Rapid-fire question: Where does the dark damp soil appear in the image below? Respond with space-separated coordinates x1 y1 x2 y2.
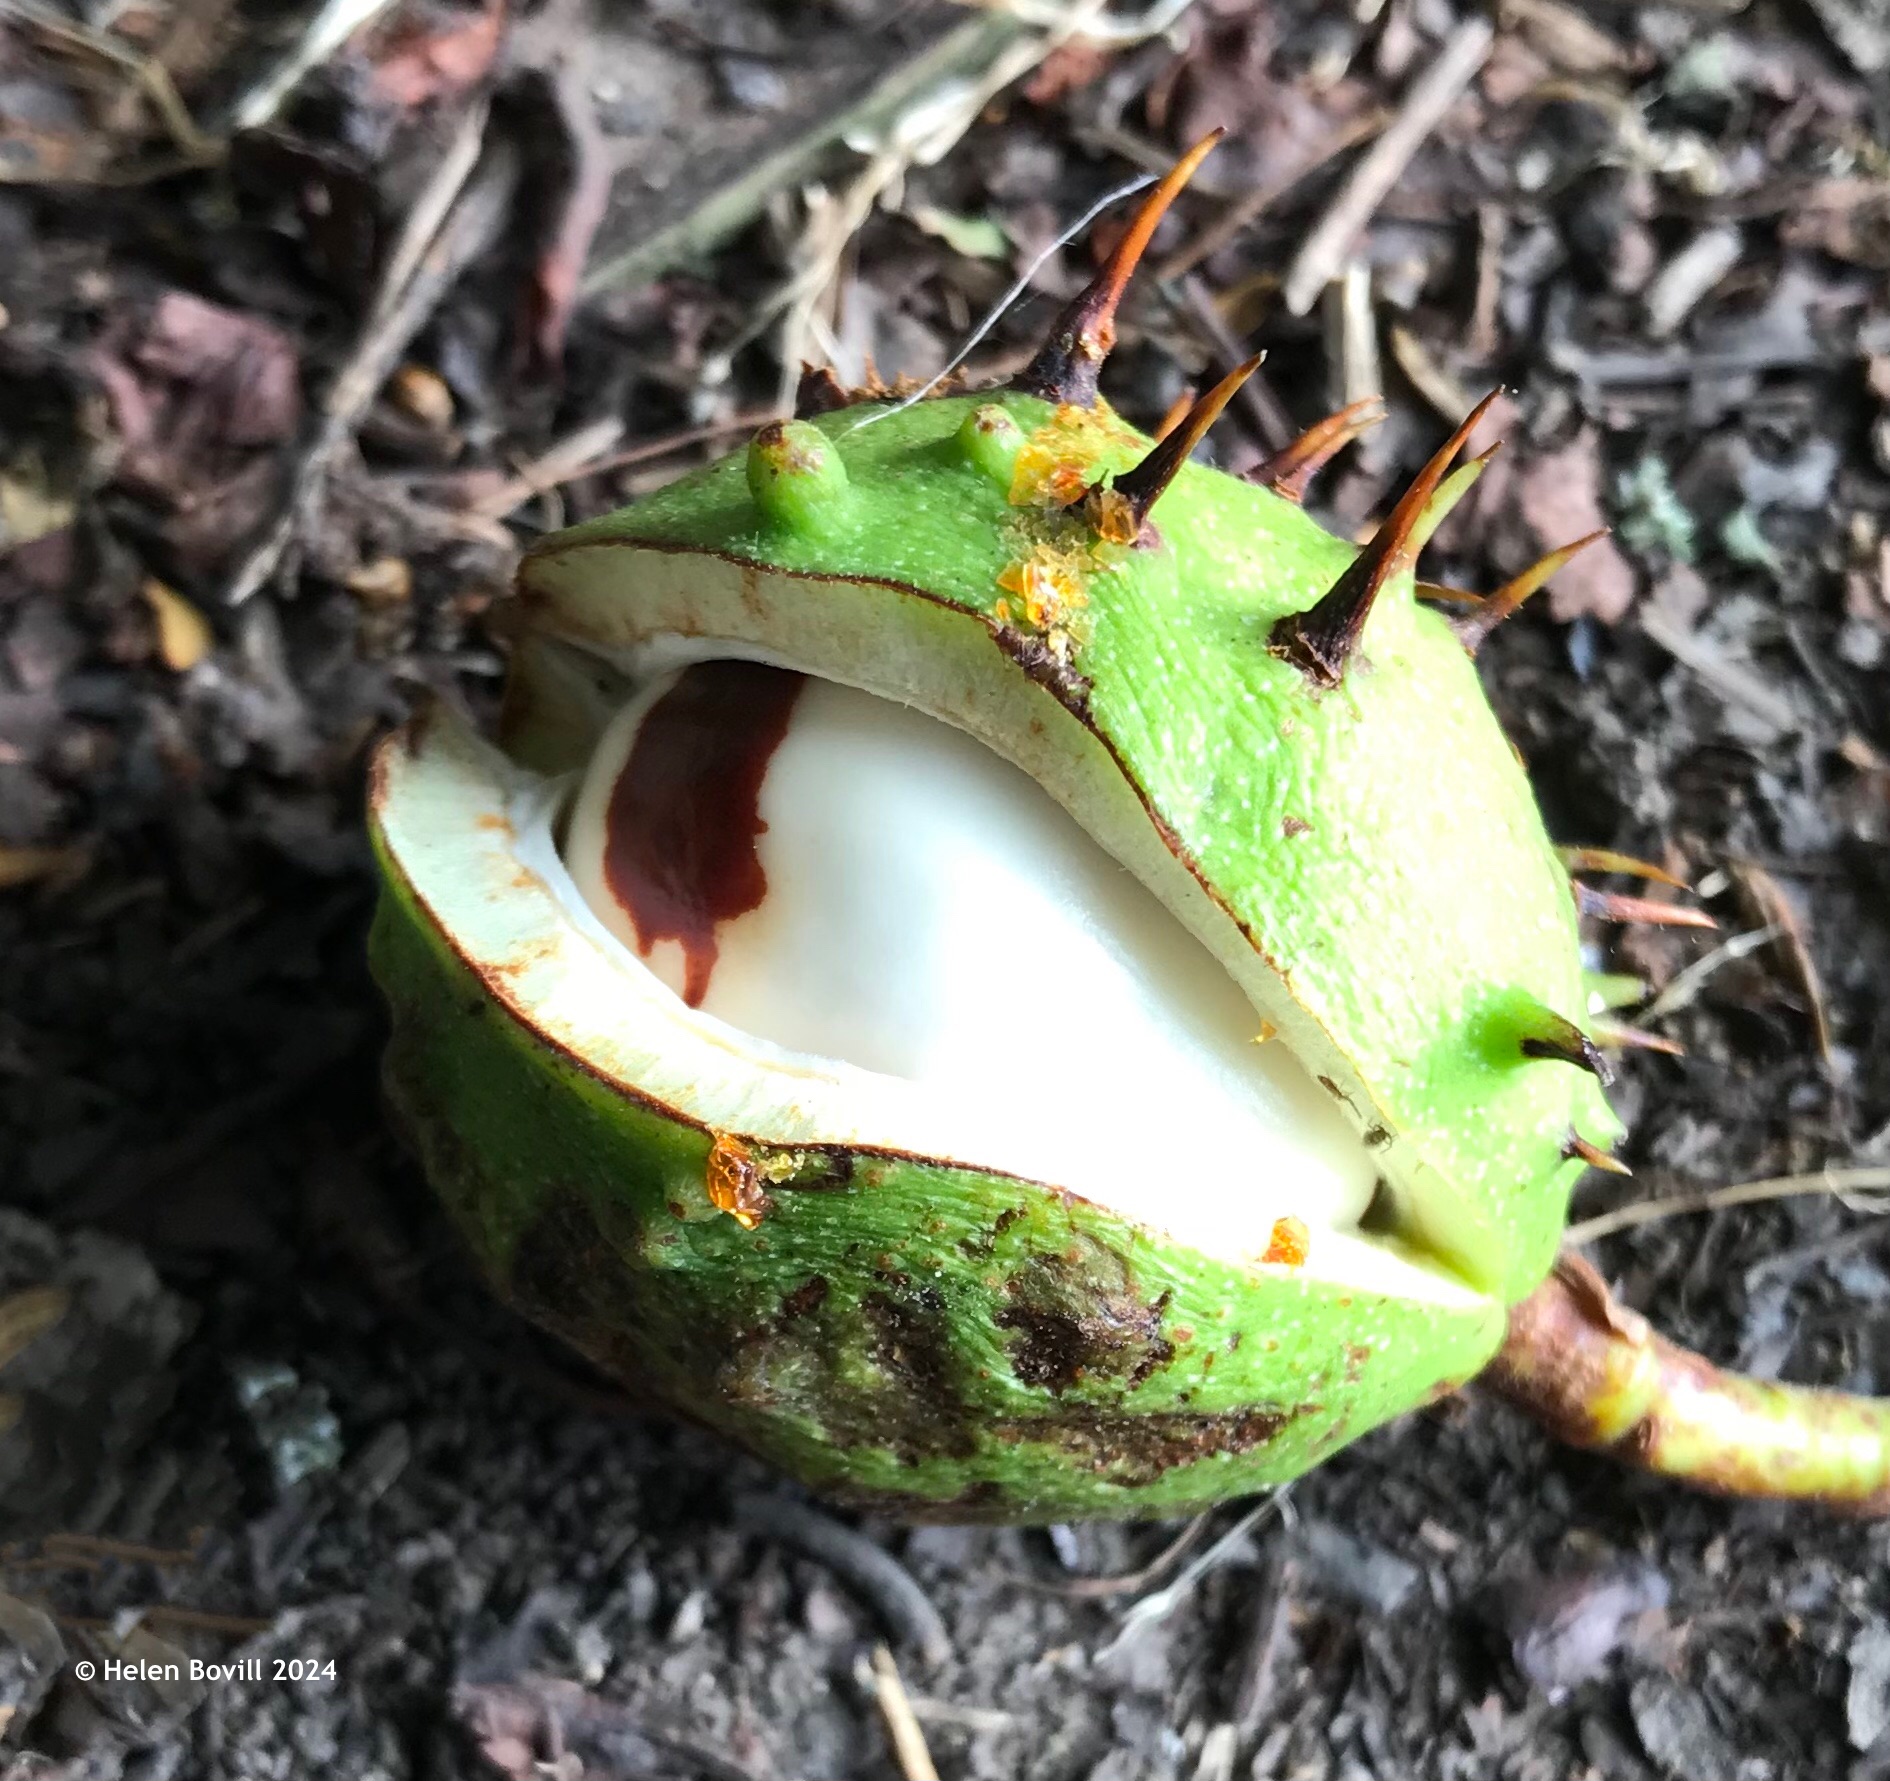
4 1 1890 1777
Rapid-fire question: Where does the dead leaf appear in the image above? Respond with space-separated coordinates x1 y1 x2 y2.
519 62 612 376
389 364 455 430
140 579 213 670
346 557 413 605
367 0 508 110
0 1284 69 1368
1513 430 1637 624
94 290 302 500
1022 39 1114 106
0 843 85 891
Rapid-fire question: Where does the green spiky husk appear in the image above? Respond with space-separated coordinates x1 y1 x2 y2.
519 391 1618 1299
368 715 1505 1522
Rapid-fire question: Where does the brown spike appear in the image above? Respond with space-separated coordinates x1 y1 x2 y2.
1012 130 1224 407
1415 580 1483 609
1519 1010 1613 1085
1153 389 1195 441
1574 885 1718 931
1563 1131 1633 1176
1591 1019 1687 1058
1406 442 1502 558
1557 847 1689 890
1088 356 1262 541
1455 530 1609 653
795 363 850 417
1250 395 1387 503
1271 390 1503 686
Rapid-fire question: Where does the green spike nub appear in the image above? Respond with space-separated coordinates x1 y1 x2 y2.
747 420 852 538
1407 444 1500 559
1512 1002 1613 1086
1272 392 1503 687
958 404 1026 489
1583 970 1650 1014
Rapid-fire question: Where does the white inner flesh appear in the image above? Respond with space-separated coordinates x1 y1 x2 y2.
560 666 1379 1254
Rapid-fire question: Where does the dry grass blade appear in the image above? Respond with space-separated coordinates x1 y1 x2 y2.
0 1285 69 1369
870 1645 941 1781
1730 860 1834 1066
1026 1512 1211 1599
1565 1168 1890 1245
1639 925 1782 1022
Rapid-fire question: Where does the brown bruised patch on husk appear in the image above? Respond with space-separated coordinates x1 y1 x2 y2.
490 1175 1319 1513
990 1402 1304 1491
854 1273 981 1463
779 1275 830 1321
501 1190 670 1407
990 624 1094 718
992 1231 1178 1394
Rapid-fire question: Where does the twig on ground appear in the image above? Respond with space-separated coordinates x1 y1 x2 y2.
1281 17 1493 316
7 0 218 169
1155 108 1388 283
226 103 513 605
1469 202 1506 360
1745 1219 1890 1289
468 410 784 521
1728 861 1834 1066
1231 1548 1296 1737
230 0 403 131
477 418 624 521
33 1532 204 1570
1116 1494 1286 1634
1565 1167 1890 1246
733 1493 951 1668
1388 324 1477 423
976 0 1197 43
1637 923 1782 1023
1027 1513 1211 1599
721 1 1122 404
1327 258 1380 411
870 1645 941 1781
517 58 613 376
1174 276 1293 453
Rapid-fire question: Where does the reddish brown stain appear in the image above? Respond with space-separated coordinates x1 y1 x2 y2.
602 660 805 1006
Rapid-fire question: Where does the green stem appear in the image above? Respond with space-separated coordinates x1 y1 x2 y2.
1485 1252 1890 1512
